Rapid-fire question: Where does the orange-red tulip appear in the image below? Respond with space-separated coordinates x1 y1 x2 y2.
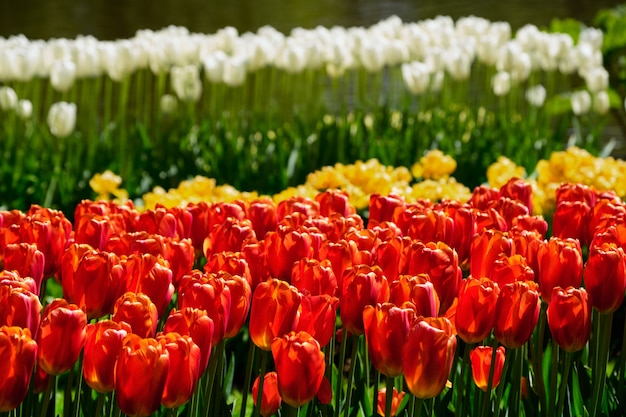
296 293 339 348
552 201 592 247
469 229 513 281
162 237 195 288
221 272 252 339
537 237 583 303
204 251 252 287
547 287 591 352
2 242 45 294
405 240 461 314
271 331 327 407
0 326 38 412
242 240 270 290
83 320 131 393
252 371 282 417
122 253 174 317
316 189 356 217
494 281 541 348
363 303 415 377
291 257 338 297
389 274 440 318
376 387 406 417
162 307 214 373
158 332 202 408
583 241 626 314
340 264 390 336
265 225 315 281
488 253 534 287
499 177 533 214
61 243 125 320
249 278 301 350
319 239 353 291
455 276 500 344
177 271 231 344
368 193 406 229
247 198 278 240
470 346 506 391
0 283 42 338
204 217 256 258
73 213 116 251
112 292 159 338
37 298 87 375
402 317 457 399
115 335 169 417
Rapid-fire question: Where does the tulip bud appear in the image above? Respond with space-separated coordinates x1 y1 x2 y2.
470 346 506 391
525 85 546 107
83 320 131 393
0 86 18 111
171 65 202 102
252 372 282 417
547 287 591 352
16 99 33 119
50 60 77 92
47 101 77 138
571 90 591 116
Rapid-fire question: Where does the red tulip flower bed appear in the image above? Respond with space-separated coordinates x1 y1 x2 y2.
1 178 625 416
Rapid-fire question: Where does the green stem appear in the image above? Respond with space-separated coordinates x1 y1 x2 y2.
533 304 548 415
384 376 394 417
252 349 269 417
556 350 574 417
455 343 471 417
239 339 256 417
334 330 349 417
589 311 614 417
94 393 104 417
494 346 514 417
547 340 560 417
480 341 499 416
412 397 424 417
618 314 626 410
39 374 56 417
342 335 360 417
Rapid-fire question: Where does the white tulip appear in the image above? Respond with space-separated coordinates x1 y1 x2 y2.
360 41 385 73
171 65 203 102
50 60 77 92
160 94 178 115
47 102 77 138
445 47 472 80
492 71 511 96
582 67 609 92
203 51 228 83
401 61 431 95
578 27 603 51
16 99 33 119
222 56 247 86
276 41 308 73
570 90 592 115
593 90 610 114
0 86 18 111
525 85 546 107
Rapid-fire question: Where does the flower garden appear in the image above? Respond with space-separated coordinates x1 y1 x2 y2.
2 6 626 417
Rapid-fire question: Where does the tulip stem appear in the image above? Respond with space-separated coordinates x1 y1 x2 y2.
556 350 574 417
589 311 613 417
39 374 56 417
494 346 514 417
410 397 423 417
532 304 548 414
94 393 104 417
239 339 256 417
342 335 359 417
454 342 471 417
334 330 348 417
619 315 626 409
547 340 560 417
252 349 269 417
480 342 499 417
384 376 394 417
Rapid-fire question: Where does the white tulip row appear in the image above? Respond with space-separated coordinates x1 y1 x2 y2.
0 15 608 94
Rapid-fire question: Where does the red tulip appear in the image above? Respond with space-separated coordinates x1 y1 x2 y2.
0 283 42 338
249 278 301 350
319 239 353 292
368 193 406 229
83 320 131 393
73 213 116 250
340 264 390 336
455 276 500 344
499 177 533 214
291 257 338 297
375 236 405 283
469 185 500 210
437 200 476 266
276 195 319 220
402 317 457 399
61 244 125 320
488 253 534 287
405 240 461 314
162 238 195 288
296 293 339 347
115 335 169 417
2 243 45 294
122 253 174 317
552 201 592 247
252 371 282 417
204 251 252 287
547 287 591 352
469 229 513 281
316 189 356 217
112 292 159 338
177 271 231 344
583 241 626 314
271 331 327 407
221 272 252 338
242 240 270 290
494 281 541 348
247 198 278 240
0 326 38 412
37 299 87 375
363 303 415 377
537 237 583 303
204 217 257 258
158 332 202 408
162 307 214 373
389 274 440 318
265 225 315 281
470 346 506 391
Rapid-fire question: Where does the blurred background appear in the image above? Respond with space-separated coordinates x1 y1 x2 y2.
0 0 622 40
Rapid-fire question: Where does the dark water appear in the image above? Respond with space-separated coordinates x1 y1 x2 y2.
0 0 623 40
